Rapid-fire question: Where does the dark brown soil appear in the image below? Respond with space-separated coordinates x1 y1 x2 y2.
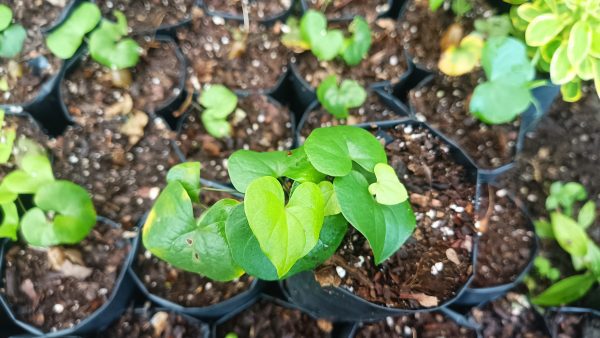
295 18 408 88
47 118 178 228
96 0 195 32
469 292 550 338
177 9 290 91
299 93 403 139
100 308 205 338
2 221 131 332
304 0 390 21
547 311 600 338
409 72 520 169
471 185 535 287
315 124 476 309
0 0 62 104
61 38 182 127
135 190 255 308
356 311 477 338
204 0 291 20
175 94 293 183
216 299 333 338
399 0 492 70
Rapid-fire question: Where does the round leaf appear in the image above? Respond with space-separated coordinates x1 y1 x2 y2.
368 163 409 205
470 81 532 124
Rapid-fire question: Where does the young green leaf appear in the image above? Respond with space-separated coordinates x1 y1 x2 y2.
551 212 589 257
244 176 324 277
304 126 387 177
143 181 244 281
0 202 18 241
46 2 102 59
0 24 26 58
532 273 596 306
199 84 238 138
533 219 554 239
0 5 12 31
470 81 532 124
335 170 416 264
316 75 367 118
368 163 409 205
319 181 341 216
567 20 591 68
577 200 596 230
300 10 344 61
2 154 54 194
21 180 96 247
525 13 564 47
166 162 201 203
481 37 535 85
227 147 325 193
89 11 140 69
340 16 371 66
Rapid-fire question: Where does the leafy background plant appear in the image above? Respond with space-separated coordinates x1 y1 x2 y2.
198 85 238 138
0 4 26 58
316 75 367 118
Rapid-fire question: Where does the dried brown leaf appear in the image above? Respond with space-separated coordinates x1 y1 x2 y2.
401 292 439 307
446 248 461 265
440 23 464 52
120 110 149 145
105 93 133 117
151 311 169 336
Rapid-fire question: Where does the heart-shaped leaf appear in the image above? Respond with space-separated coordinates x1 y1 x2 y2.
199 85 237 138
335 170 416 264
341 16 371 66
21 180 96 247
368 163 408 205
244 176 324 277
89 11 140 69
46 2 102 59
227 147 325 193
226 203 347 280
300 9 343 61
0 24 26 58
0 202 18 241
143 181 244 281
304 126 387 177
166 162 201 203
316 75 367 118
3 154 54 194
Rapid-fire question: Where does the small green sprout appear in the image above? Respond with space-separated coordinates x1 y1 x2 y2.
198 85 238 138
46 2 101 59
530 182 599 306
89 11 141 70
282 10 372 65
144 125 416 281
316 75 367 119
0 4 26 58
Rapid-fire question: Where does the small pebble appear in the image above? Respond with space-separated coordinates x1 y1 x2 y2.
336 266 347 278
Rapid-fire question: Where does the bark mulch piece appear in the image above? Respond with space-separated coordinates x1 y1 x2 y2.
96 0 195 32
216 299 333 338
409 72 520 169
175 94 294 184
2 221 131 332
356 311 477 338
315 124 476 309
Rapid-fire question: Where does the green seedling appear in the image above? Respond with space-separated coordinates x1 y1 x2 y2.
429 0 473 17
316 75 367 118
144 125 416 281
198 85 238 138
530 182 599 306
46 2 101 59
469 36 540 124
282 10 371 65
0 4 26 58
507 0 600 101
89 11 141 70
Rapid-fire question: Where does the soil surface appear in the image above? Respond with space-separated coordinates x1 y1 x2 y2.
547 311 600 338
469 292 550 338
295 18 408 88
471 185 535 288
400 0 492 70
304 0 390 21
0 0 62 104
177 9 290 91
135 190 255 308
216 299 333 338
2 221 131 332
0 114 50 177
315 124 476 309
356 311 476 338
96 0 195 32
175 94 293 183
409 72 520 169
62 38 182 126
204 0 291 20
47 118 178 228
298 93 405 139
100 308 205 338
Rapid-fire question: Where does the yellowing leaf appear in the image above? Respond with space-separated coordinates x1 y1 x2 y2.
438 33 483 76
368 163 408 205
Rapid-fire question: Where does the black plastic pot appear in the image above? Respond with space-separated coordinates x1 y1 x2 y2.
282 119 480 322
200 0 295 26
544 307 600 338
57 34 188 132
295 88 411 143
300 0 404 21
129 190 264 320
454 184 539 306
290 51 413 113
95 306 210 337
0 216 137 337
405 70 560 184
